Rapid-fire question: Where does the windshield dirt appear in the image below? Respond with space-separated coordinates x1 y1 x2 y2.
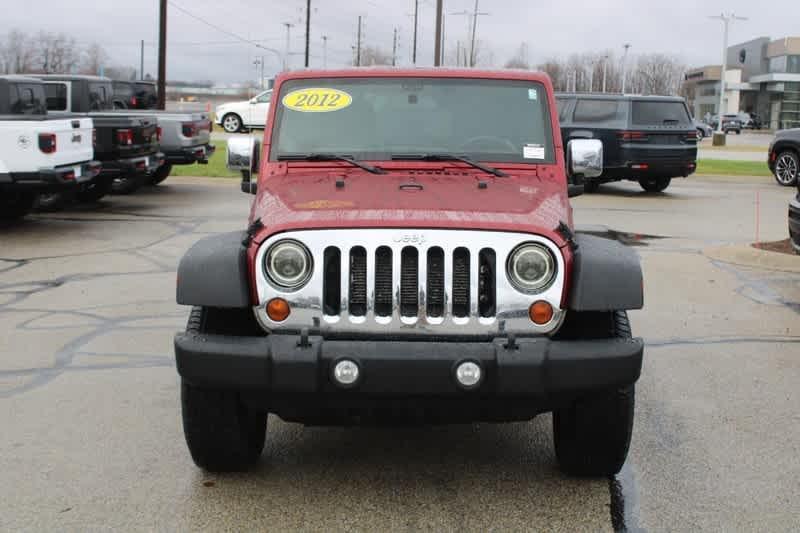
271 77 554 164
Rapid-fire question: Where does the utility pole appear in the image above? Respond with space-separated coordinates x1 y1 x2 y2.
434 0 443 66
709 13 747 132
253 57 264 88
157 0 166 109
392 28 398 66
140 40 144 80
468 0 489 67
283 23 293 71
356 16 362 66
412 0 419 64
621 43 631 94
322 35 328 68
304 0 311 68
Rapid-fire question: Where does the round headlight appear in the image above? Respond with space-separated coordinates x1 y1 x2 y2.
507 243 556 292
265 240 313 289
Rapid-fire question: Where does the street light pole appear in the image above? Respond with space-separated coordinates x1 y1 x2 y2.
283 22 293 71
322 35 328 68
621 43 631 94
709 13 748 133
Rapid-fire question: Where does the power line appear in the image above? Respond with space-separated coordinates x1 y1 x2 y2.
167 1 282 58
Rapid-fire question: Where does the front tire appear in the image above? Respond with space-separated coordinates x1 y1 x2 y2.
583 180 600 193
222 113 243 133
639 177 671 192
774 151 799 187
149 164 173 185
696 128 705 140
553 311 635 477
180 307 267 472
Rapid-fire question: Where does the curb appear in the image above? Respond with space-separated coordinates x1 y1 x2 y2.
704 244 800 273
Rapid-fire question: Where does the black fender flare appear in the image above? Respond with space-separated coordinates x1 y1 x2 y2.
176 231 251 308
566 234 643 311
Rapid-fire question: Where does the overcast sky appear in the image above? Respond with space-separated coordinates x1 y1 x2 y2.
8 0 800 83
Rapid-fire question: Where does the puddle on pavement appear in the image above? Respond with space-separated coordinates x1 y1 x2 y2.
578 228 669 247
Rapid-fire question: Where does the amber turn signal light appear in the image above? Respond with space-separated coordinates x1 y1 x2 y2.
266 298 291 322
529 301 553 325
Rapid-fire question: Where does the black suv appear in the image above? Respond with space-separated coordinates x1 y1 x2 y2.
556 94 698 192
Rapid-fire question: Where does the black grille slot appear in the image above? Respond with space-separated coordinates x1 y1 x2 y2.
323 247 341 315
426 247 445 317
349 247 367 316
400 247 419 316
374 247 393 317
452 248 470 318
478 248 496 318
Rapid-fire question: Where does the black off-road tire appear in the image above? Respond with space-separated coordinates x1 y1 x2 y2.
149 164 173 185
76 179 113 203
638 176 671 193
181 306 267 472
35 190 76 212
553 311 636 477
0 191 36 220
583 180 600 193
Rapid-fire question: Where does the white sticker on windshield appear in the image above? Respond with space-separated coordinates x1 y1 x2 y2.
528 88 538 100
523 144 545 159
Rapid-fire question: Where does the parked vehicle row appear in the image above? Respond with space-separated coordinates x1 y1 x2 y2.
0 74 214 219
0 76 100 219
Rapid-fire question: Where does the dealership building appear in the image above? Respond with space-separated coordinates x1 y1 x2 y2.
684 36 800 129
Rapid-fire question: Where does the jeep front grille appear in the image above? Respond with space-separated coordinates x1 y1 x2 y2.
253 229 566 336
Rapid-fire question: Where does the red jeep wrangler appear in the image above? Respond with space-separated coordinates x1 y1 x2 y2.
175 69 644 476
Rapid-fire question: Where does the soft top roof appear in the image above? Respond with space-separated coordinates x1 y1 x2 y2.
275 67 554 85
0 75 45 84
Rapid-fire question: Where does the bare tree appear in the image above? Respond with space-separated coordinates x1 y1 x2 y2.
0 29 36 74
37 31 79 74
629 54 686 96
81 43 108 75
537 59 566 90
356 46 393 66
105 66 137 80
504 42 530 70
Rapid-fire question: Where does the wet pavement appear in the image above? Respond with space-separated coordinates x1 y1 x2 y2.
1 176 799 531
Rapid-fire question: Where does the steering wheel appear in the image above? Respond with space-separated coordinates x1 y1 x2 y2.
458 136 517 153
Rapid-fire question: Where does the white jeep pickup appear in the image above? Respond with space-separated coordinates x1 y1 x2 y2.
0 76 99 220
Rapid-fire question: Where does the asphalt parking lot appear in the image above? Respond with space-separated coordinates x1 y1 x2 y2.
1 175 799 531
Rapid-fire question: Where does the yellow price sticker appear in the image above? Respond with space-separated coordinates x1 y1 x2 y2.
282 88 353 112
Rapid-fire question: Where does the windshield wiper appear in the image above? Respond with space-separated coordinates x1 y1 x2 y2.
277 153 386 174
390 153 508 177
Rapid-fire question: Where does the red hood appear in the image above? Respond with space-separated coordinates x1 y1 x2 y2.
249 167 573 247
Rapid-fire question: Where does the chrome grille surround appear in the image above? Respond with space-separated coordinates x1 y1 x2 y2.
253 229 566 336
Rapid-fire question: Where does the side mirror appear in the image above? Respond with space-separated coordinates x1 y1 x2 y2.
227 136 260 195
567 139 603 181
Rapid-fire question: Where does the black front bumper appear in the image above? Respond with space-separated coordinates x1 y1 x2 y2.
0 161 101 192
165 143 215 165
789 196 800 253
175 332 644 398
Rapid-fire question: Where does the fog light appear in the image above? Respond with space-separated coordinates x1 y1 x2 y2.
529 300 554 325
266 298 290 322
332 359 360 387
455 361 482 389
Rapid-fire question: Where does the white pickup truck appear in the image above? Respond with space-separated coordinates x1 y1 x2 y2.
0 76 99 220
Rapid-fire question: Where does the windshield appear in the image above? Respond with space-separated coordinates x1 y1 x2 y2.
271 77 554 164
